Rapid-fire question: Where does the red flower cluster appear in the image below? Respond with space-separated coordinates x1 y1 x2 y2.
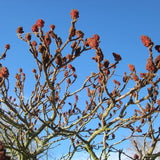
36 19 45 28
141 35 152 47
0 67 9 78
70 9 79 19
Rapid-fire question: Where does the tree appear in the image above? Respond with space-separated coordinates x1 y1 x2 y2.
0 9 160 160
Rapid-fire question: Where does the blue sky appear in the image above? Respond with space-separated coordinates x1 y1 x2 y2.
1 0 160 85
0 0 160 79
1 0 160 159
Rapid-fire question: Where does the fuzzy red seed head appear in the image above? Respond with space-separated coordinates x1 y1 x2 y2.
76 30 84 38
86 38 99 49
32 69 36 73
50 24 55 31
31 24 38 32
128 64 135 72
103 59 109 68
73 74 77 78
5 44 10 49
72 66 76 72
66 54 71 60
146 58 155 72
32 41 37 47
17 26 24 34
112 52 122 61
141 35 152 47
44 33 51 45
19 68 22 73
93 34 100 41
36 19 45 28
25 33 31 41
0 67 9 78
133 154 139 159
68 64 72 69
67 78 71 84
139 72 147 78
70 9 79 19
132 73 139 81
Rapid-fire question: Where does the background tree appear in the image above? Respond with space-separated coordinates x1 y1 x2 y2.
0 9 160 160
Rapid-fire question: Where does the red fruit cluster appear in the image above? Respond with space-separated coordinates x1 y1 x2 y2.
36 19 45 28
146 58 155 72
0 67 9 78
141 35 152 47
70 9 79 19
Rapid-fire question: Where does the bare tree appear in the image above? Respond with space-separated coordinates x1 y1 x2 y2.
0 9 160 160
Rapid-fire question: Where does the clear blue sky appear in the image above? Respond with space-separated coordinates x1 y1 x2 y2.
1 0 160 159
